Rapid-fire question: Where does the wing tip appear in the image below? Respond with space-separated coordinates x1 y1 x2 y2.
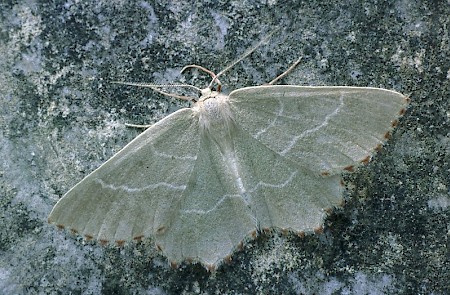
338 106 405 174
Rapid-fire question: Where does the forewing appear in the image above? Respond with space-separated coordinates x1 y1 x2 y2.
48 108 200 243
229 86 407 175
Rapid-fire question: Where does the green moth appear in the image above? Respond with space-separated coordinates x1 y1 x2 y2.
49 38 408 271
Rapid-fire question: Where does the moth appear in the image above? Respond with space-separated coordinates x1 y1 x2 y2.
48 36 408 271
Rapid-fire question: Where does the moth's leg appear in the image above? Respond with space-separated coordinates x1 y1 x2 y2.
125 123 152 129
268 57 302 85
214 28 280 84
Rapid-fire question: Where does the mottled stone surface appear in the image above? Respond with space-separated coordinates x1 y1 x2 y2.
0 1 448 294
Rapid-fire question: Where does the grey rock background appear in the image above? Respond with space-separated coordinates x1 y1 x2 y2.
0 0 449 294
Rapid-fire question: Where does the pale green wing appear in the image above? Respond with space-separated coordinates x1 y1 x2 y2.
228 86 407 175
155 131 257 268
48 108 200 243
229 125 343 232
155 123 342 268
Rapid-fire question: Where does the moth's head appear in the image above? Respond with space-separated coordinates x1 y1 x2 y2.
198 87 221 102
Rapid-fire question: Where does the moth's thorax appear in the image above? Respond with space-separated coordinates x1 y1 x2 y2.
193 90 235 138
